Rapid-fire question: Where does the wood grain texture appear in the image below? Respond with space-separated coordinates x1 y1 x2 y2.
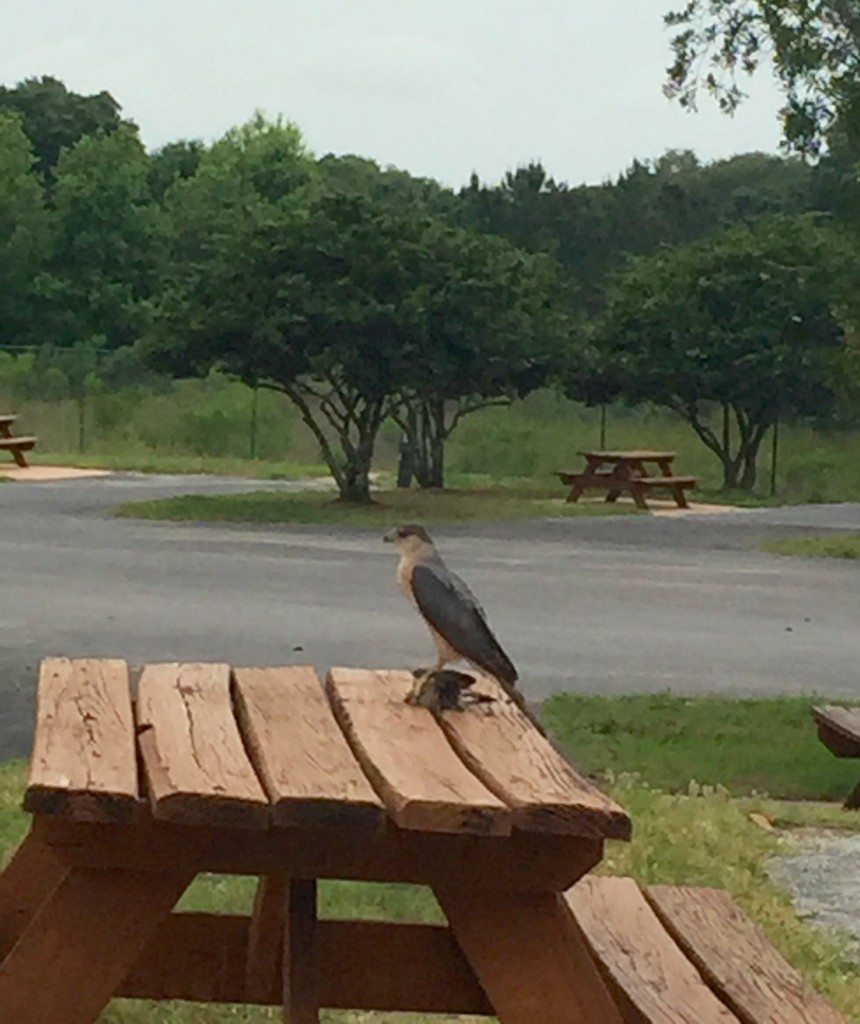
0 866 192 1024
437 885 624 1024
438 675 631 840
812 705 860 758
284 879 319 1023
24 657 138 823
326 668 510 835
136 662 269 828
567 876 738 1024
38 815 601 891
0 830 67 960
232 666 383 829
120 914 492 1013
646 885 849 1024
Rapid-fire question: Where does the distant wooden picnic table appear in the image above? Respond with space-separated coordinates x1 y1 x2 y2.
0 414 37 468
557 450 697 511
812 705 860 808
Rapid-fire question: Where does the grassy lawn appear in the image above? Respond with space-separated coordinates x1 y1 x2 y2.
763 534 860 560
1 751 859 1023
114 485 639 526
544 693 860 801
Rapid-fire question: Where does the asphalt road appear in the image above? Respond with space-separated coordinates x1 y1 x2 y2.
1 473 858 759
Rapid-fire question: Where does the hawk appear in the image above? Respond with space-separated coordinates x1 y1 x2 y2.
384 523 527 713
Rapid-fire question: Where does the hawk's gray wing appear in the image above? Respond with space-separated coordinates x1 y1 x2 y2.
411 560 518 687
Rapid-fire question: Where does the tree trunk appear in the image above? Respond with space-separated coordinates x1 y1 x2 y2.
675 401 768 493
400 399 446 489
279 384 381 504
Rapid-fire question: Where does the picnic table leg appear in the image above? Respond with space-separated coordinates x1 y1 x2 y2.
435 886 623 1024
0 829 67 960
656 457 690 509
0 865 193 1024
565 481 585 503
246 873 289 1003
845 781 860 810
283 879 319 1023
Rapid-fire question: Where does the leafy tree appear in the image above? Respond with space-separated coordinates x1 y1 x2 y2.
147 139 205 201
39 125 156 350
0 113 51 347
664 1 860 155
0 76 128 178
154 184 431 502
391 225 569 488
583 215 847 490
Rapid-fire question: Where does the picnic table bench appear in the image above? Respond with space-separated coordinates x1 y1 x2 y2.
0 414 37 468
812 704 860 808
0 658 847 1023
557 450 697 510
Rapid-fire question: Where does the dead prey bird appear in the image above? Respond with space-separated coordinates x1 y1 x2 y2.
408 667 496 712
384 524 532 718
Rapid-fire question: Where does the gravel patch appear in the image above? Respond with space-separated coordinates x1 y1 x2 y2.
769 830 860 959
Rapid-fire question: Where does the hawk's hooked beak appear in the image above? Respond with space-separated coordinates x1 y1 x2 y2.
383 528 398 544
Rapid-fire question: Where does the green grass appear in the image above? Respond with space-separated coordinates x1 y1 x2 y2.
763 534 860 559
1 759 859 1022
544 693 860 801
114 485 639 526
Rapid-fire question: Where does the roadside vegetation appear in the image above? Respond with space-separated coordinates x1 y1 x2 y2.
763 534 860 560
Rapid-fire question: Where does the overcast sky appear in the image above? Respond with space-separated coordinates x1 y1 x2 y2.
5 0 787 187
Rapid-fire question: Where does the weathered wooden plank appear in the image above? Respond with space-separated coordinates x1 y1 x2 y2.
233 666 383 829
24 657 138 823
646 885 849 1024
437 885 623 1024
120 914 492 1013
812 705 860 758
0 866 192 1024
136 662 269 829
326 668 510 835
284 879 319 1023
578 450 677 461
567 876 738 1023
438 675 630 840
38 815 601 891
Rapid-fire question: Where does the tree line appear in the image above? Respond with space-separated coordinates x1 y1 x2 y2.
1 73 858 499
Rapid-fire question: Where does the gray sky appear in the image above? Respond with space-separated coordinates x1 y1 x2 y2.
5 0 787 187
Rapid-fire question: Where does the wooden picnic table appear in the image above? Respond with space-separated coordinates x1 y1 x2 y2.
0 658 847 1023
812 704 860 808
0 658 631 1024
557 450 697 511
0 413 37 468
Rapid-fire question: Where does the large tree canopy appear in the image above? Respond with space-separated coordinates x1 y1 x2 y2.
582 215 847 489
665 1 860 154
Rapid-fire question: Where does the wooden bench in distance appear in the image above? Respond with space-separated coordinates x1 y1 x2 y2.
637 475 697 489
0 435 37 468
812 705 860 808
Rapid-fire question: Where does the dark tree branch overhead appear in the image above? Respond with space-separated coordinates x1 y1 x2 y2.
664 1 860 155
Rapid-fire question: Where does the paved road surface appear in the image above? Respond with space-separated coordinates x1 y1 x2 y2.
0 473 858 759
